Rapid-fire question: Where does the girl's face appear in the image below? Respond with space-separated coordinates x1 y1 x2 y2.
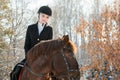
38 13 50 24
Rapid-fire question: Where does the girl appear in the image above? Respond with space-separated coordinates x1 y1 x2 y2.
24 5 53 55
10 6 53 80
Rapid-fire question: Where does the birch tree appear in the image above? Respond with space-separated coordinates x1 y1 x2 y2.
0 0 36 79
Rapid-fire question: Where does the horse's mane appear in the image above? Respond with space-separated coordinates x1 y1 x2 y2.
66 40 77 53
27 38 77 64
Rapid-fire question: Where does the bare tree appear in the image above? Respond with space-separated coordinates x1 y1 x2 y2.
0 0 37 79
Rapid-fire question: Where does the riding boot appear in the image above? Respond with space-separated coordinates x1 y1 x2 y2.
10 59 26 80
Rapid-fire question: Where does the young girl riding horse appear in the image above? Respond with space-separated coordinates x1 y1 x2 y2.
10 6 53 80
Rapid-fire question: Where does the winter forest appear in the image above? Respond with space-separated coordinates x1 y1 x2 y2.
0 0 120 80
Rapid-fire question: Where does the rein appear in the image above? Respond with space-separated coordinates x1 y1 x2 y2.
25 63 49 77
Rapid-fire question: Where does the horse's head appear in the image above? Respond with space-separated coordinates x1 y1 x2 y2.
49 35 80 80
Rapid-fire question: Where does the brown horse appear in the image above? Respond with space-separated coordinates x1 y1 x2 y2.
20 35 80 80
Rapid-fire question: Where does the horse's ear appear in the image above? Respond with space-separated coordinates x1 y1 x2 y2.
62 35 69 44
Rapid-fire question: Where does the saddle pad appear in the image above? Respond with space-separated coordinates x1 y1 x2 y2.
18 67 24 80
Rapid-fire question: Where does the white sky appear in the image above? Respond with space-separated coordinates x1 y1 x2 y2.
27 0 55 10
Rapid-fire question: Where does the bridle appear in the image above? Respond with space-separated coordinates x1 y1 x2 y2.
52 48 80 79
25 47 80 79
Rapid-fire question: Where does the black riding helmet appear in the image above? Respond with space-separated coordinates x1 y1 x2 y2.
38 6 52 16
